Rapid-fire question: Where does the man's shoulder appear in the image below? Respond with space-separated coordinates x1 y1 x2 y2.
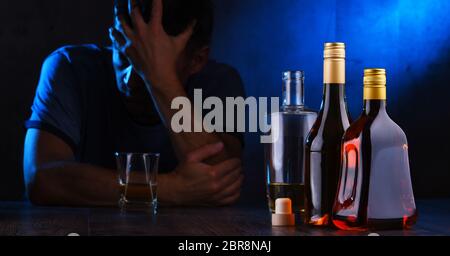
38 44 113 96
46 44 110 70
189 60 245 97
191 60 243 87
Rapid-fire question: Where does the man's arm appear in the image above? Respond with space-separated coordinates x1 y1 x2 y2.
24 129 243 206
149 79 242 163
24 129 119 206
113 0 243 163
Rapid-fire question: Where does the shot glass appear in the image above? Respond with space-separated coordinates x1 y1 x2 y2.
115 152 159 214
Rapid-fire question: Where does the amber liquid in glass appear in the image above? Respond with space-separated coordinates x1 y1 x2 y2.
332 100 417 230
305 84 351 226
119 182 157 205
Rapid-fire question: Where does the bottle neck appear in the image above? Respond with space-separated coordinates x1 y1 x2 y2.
282 72 305 110
322 45 346 113
363 99 387 116
321 84 347 111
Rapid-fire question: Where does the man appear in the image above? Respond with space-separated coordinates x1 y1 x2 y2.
23 0 245 207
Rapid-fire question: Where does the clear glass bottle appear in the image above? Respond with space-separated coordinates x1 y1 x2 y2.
332 69 417 230
265 71 318 215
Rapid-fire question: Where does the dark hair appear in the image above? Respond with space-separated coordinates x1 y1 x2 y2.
114 0 214 53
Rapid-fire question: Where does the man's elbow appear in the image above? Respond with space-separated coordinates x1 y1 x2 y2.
25 169 51 206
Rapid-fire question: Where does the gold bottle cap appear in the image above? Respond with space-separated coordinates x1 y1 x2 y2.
364 68 387 100
324 42 346 59
323 42 345 84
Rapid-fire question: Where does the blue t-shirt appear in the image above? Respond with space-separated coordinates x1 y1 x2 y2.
26 45 245 172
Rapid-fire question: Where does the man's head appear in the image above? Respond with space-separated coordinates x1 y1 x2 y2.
112 0 214 95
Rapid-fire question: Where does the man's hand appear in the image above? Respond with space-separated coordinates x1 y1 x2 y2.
109 0 244 191
160 143 244 206
110 0 195 88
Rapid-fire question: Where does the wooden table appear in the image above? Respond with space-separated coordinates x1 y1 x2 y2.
0 199 449 236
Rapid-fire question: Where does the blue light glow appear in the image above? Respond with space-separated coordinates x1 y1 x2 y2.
212 0 450 115
211 0 450 199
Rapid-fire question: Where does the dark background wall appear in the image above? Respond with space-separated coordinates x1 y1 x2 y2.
1 0 449 202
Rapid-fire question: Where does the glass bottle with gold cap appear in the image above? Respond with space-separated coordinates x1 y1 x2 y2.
332 69 417 230
305 43 352 226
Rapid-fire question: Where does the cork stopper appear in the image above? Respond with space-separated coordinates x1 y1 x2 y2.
271 198 295 226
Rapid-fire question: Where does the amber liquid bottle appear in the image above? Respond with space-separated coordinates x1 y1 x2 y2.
305 43 351 226
332 69 417 230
